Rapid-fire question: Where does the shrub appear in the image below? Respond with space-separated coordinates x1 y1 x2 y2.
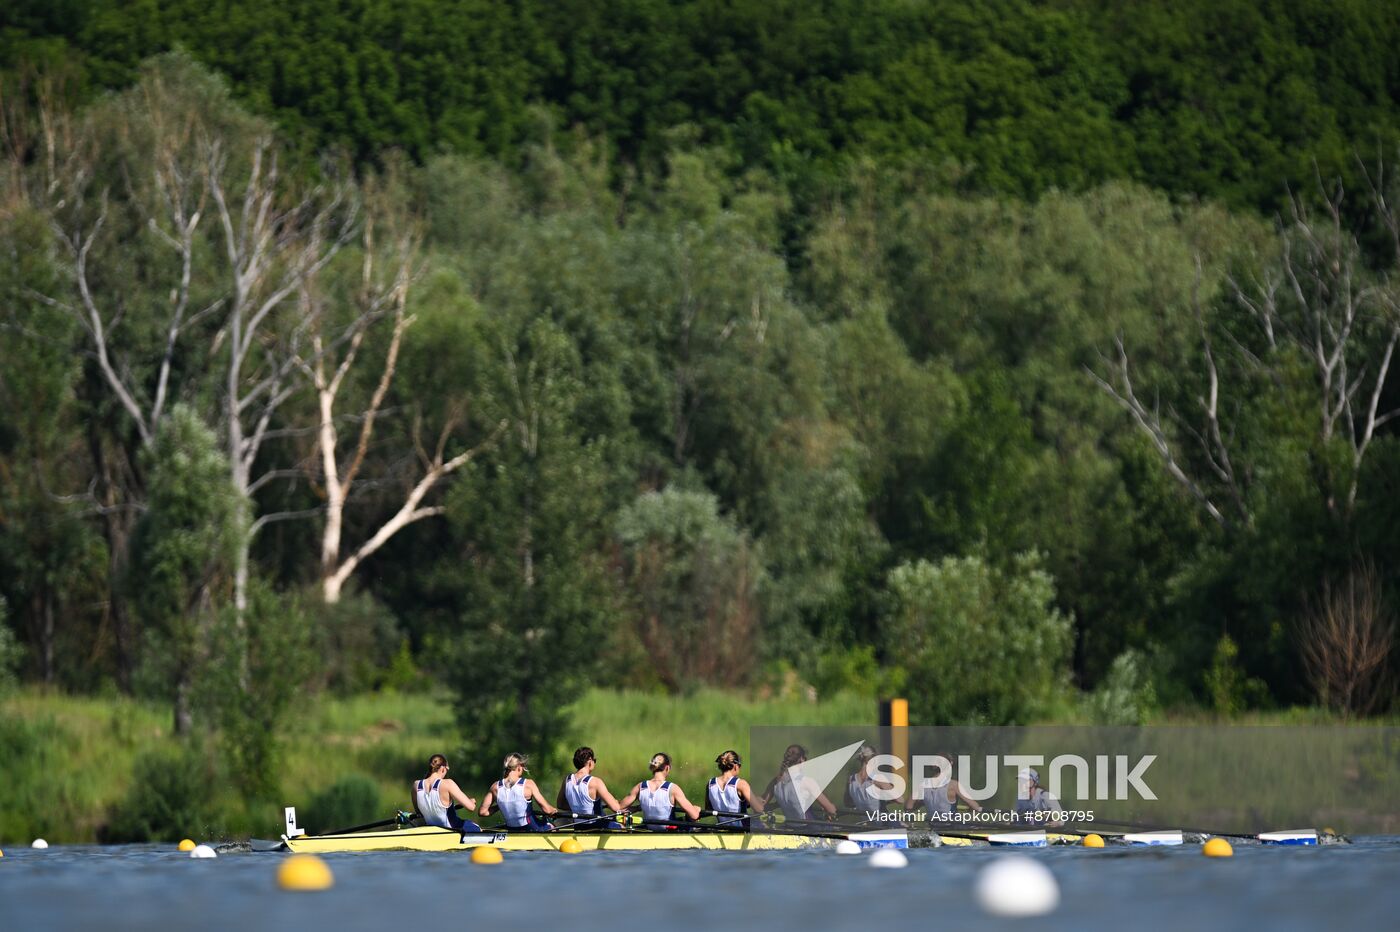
0 598 21 695
615 487 763 691
1083 649 1159 724
306 775 384 834
1204 634 1269 716
0 715 58 841
882 551 1073 724
105 746 209 842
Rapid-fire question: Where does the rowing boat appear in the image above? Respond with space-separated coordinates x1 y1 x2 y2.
281 825 910 853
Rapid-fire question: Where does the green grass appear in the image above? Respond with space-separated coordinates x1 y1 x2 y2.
0 687 869 844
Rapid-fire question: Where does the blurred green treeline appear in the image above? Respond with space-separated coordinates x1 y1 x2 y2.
2 1 1400 805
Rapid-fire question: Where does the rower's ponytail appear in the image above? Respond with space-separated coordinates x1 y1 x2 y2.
428 753 448 772
649 752 672 774
715 749 742 772
502 752 528 778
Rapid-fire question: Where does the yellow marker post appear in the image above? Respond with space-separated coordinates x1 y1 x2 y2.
178 839 196 852
889 698 909 795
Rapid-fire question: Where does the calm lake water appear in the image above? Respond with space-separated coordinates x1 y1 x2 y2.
3 837 1398 931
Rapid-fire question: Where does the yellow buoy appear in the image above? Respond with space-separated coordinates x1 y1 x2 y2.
559 838 583 854
178 839 197 852
471 845 504 864
1 848 5 858
277 854 335 891
1081 833 1105 848
1203 838 1233 858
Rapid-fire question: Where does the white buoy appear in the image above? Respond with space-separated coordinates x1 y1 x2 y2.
834 839 862 855
868 847 908 869
975 855 1060 917
31 839 49 850
190 844 217 859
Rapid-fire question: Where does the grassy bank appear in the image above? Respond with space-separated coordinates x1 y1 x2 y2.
0 688 869 844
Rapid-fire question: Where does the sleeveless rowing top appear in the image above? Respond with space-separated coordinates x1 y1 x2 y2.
565 773 601 815
638 780 674 823
915 778 956 817
848 771 882 813
495 778 530 828
772 772 811 820
707 776 745 814
416 778 452 829
708 775 747 827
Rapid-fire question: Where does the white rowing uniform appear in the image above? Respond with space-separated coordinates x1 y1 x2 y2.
847 771 882 813
637 780 674 826
495 778 531 828
1015 787 1061 817
565 772 600 815
913 778 956 819
708 776 746 825
772 770 820 820
415 778 452 829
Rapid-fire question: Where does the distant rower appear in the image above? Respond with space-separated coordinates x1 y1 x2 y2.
706 749 764 827
907 753 982 822
1014 768 1063 827
556 746 624 829
764 744 838 822
479 752 559 831
617 752 702 829
413 753 481 832
845 744 893 815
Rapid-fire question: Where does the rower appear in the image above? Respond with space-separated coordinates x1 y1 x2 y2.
907 752 982 824
763 744 838 822
556 746 624 829
413 754 481 832
706 749 764 828
617 752 701 830
479 752 559 831
1014 767 1063 828
844 744 893 816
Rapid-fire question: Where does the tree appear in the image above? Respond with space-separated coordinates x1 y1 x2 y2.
299 168 502 603
1091 170 1400 529
882 551 1073 725
441 318 616 782
24 54 356 640
129 406 245 734
615 486 762 690
1299 563 1395 716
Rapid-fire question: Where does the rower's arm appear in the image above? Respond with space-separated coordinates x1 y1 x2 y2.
443 778 477 812
736 778 764 814
478 788 496 817
593 777 624 812
525 779 558 816
671 785 702 821
954 780 982 813
616 783 641 810
555 779 568 810
815 789 838 817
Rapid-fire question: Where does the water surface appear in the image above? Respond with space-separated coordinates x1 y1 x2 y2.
3 837 1396 930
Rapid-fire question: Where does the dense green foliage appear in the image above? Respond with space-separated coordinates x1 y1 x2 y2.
4 0 1400 211
883 552 1074 724
2 0 1400 808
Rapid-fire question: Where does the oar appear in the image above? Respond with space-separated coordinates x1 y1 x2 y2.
637 815 747 833
310 813 410 837
1088 818 1267 841
554 810 628 831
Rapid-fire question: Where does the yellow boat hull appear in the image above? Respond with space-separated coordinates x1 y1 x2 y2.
283 826 841 853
